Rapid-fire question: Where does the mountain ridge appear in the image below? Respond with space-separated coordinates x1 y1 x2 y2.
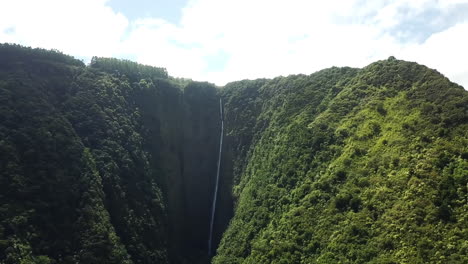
0 43 466 264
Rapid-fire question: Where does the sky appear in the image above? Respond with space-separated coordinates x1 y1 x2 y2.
0 0 467 88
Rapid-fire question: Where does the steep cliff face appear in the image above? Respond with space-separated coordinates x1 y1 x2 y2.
0 44 228 264
0 44 467 264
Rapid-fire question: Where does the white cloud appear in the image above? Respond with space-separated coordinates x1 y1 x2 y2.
0 0 467 88
121 18 207 78
401 22 468 88
0 0 127 58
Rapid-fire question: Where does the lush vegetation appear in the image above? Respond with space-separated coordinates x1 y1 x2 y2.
0 44 467 264
0 44 224 264
215 58 468 264
90 57 168 81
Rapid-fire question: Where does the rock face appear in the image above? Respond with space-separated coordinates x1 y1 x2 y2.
0 44 467 264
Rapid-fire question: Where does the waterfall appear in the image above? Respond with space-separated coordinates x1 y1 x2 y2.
208 98 224 256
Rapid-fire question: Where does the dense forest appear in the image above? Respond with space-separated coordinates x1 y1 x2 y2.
0 44 467 264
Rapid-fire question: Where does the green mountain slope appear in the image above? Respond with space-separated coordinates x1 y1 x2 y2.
215 58 468 264
0 44 467 264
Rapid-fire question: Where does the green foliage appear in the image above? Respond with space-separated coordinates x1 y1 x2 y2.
0 43 84 68
0 44 222 264
1 45 467 264
214 59 468 264
90 56 168 81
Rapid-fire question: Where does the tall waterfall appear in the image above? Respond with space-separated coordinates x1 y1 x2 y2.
208 98 224 256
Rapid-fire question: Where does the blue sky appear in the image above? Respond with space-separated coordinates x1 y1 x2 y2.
108 0 188 24
1 0 467 88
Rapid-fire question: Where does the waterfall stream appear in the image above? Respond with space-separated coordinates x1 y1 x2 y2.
208 98 223 256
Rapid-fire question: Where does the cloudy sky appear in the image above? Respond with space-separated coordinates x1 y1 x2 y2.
1 0 467 88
